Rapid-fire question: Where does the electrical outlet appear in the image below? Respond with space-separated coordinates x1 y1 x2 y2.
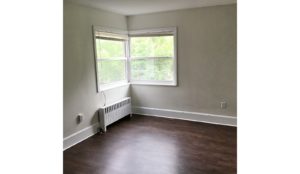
76 113 84 124
220 101 227 109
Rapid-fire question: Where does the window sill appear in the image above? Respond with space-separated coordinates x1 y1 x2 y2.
99 82 130 92
130 81 177 87
98 80 177 92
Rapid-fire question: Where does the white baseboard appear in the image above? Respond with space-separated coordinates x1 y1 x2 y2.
64 107 236 150
63 122 99 151
132 106 237 127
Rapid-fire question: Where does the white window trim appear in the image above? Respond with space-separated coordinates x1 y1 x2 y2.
128 27 178 86
93 26 129 36
92 26 129 92
92 26 178 92
99 81 130 91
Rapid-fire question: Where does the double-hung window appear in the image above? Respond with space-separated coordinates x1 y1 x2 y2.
93 28 129 91
129 28 177 86
93 27 177 92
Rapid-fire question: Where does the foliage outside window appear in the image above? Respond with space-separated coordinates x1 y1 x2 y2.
93 27 177 92
130 36 174 82
94 29 128 91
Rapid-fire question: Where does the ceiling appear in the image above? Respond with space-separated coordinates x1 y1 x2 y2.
66 0 237 16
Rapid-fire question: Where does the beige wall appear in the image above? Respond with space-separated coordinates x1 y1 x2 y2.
63 1 129 138
128 5 237 116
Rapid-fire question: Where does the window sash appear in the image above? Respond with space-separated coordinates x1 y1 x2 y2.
130 56 173 60
95 38 126 59
129 30 176 85
130 57 174 82
97 57 127 61
93 28 129 92
97 59 127 85
93 26 177 91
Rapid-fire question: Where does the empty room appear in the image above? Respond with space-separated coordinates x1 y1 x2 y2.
63 0 237 173
4 0 300 174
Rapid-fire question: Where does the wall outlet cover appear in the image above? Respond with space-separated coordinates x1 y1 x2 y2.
221 101 227 109
77 114 84 123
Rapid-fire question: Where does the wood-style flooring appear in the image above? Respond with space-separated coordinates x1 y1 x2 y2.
64 114 237 174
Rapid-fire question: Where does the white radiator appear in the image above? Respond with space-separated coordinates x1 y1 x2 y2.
98 97 132 132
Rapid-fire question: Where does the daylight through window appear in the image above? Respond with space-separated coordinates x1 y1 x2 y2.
130 35 175 83
93 27 177 91
94 30 128 91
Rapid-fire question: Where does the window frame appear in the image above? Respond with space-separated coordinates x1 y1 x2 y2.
92 26 130 92
92 26 178 92
128 27 178 86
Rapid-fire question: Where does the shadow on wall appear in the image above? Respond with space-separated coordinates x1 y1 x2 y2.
90 84 131 125
90 110 100 125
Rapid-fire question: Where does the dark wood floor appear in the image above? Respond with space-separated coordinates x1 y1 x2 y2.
64 114 237 174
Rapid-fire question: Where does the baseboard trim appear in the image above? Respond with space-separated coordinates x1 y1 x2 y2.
63 123 99 151
132 106 237 127
64 107 236 150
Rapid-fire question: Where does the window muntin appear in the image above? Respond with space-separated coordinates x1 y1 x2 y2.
93 27 177 92
93 28 129 91
129 29 177 86
97 59 126 84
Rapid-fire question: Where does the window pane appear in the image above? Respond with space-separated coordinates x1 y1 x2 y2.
96 39 125 58
131 58 173 81
97 60 126 84
130 36 174 57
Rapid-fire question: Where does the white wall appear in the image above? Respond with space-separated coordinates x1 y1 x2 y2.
128 5 237 116
64 3 237 139
63 1 129 138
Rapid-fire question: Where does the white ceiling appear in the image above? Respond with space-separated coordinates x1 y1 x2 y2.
66 0 237 16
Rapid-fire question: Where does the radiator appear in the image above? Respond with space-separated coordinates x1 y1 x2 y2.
98 97 132 132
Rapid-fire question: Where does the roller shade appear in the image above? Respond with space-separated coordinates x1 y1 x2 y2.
94 31 128 41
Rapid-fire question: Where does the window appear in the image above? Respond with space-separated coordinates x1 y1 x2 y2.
93 27 177 92
129 28 177 86
93 27 129 91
